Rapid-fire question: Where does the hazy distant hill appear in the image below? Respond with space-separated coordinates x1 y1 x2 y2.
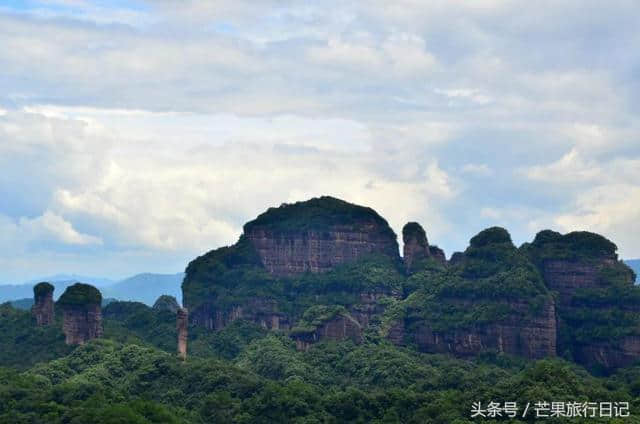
24 274 116 288
103 273 184 305
0 273 183 305
0 276 113 304
626 259 640 282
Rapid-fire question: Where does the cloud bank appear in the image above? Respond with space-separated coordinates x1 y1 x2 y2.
0 0 638 282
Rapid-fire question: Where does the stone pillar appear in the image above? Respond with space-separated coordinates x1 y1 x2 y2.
402 222 430 272
58 283 103 345
177 307 188 360
32 282 54 326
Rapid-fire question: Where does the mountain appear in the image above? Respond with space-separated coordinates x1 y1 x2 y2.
625 259 639 282
102 273 184 305
2 195 640 422
183 196 640 370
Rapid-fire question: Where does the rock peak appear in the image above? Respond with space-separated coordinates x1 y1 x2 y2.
32 282 54 326
58 283 103 345
402 222 430 272
243 196 399 275
469 226 513 248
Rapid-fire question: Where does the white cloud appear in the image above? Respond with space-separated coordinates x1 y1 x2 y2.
461 163 493 176
19 211 103 246
1 0 640 281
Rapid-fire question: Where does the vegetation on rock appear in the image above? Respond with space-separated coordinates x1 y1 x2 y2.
57 283 102 307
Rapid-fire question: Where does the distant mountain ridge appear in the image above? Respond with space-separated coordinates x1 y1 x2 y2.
103 273 184 305
0 273 184 305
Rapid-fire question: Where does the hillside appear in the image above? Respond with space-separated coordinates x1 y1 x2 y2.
2 196 639 422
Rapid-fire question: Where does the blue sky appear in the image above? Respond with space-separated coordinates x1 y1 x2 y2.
0 0 639 282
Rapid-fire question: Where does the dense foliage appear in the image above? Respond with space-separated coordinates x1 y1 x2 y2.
397 228 552 337
57 283 102 307
523 230 619 265
243 196 397 240
33 282 54 298
3 221 640 422
1 324 639 423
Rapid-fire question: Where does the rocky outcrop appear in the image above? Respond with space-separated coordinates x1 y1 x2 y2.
190 298 290 331
389 227 557 360
575 337 640 369
177 307 188 360
524 230 640 369
292 310 363 351
411 299 556 359
402 222 430 272
31 282 54 326
243 197 399 276
428 245 447 264
153 295 180 314
541 258 617 303
350 289 401 328
58 283 103 345
402 222 448 272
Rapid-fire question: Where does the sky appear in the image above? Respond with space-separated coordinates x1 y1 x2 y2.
0 0 639 283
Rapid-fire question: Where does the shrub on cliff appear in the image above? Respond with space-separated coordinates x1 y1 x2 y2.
33 282 54 298
243 196 396 240
57 283 102 307
523 229 619 264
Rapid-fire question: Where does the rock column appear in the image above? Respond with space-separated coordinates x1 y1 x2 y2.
58 283 103 345
32 282 54 326
177 307 188 360
402 222 430 272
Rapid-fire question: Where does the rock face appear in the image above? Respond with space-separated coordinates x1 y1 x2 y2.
58 283 103 345
292 310 363 352
402 222 430 272
412 299 557 359
541 258 617 303
524 230 640 369
177 307 188 360
243 197 399 276
391 227 558 360
191 298 290 331
182 196 640 369
31 282 54 326
402 222 447 272
153 295 180 314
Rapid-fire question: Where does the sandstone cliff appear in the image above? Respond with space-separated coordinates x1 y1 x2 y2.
402 222 430 272
244 196 399 276
181 197 639 368
153 295 180 314
183 197 402 340
31 282 54 326
291 306 363 351
58 283 103 345
402 222 446 273
524 230 640 369
388 227 557 360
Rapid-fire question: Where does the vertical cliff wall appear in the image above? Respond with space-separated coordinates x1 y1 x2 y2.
58 283 103 345
243 197 399 276
390 227 557 360
524 230 640 369
31 282 54 326
183 196 401 333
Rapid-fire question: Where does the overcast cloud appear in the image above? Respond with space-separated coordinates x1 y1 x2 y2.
0 0 638 282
